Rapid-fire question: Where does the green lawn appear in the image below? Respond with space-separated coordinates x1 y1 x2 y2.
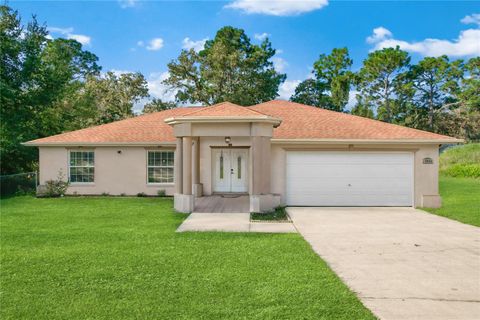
424 176 480 227
0 197 374 320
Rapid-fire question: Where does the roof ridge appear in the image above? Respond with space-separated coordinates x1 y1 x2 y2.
179 101 235 117
179 101 270 117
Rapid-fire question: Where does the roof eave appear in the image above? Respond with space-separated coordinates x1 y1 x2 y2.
21 141 177 147
271 138 464 145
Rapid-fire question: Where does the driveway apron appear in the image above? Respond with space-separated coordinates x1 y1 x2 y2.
288 207 480 320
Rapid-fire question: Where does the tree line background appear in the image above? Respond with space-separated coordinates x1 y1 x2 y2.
1 5 479 175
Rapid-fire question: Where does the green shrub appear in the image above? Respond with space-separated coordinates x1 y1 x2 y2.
137 192 147 197
157 189 166 197
440 143 480 178
441 163 480 178
101 192 110 196
42 171 69 197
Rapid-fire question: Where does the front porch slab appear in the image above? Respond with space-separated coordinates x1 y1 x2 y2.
177 195 297 233
194 195 250 213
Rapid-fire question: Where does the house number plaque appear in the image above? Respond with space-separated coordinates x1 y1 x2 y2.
423 157 433 164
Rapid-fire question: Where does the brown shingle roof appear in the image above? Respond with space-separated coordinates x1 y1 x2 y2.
25 107 201 145
250 100 457 141
24 100 460 145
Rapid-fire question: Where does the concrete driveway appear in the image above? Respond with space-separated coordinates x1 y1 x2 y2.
287 207 480 320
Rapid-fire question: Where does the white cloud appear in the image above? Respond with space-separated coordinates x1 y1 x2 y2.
345 90 359 110
366 26 480 57
461 13 480 26
254 32 270 41
68 34 91 45
48 27 74 34
182 37 208 52
278 79 300 100
147 71 177 102
137 40 144 47
146 38 164 51
47 27 91 45
225 0 328 16
108 69 132 76
118 0 139 8
366 26 392 44
272 57 288 72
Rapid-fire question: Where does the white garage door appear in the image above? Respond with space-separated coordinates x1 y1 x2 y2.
286 152 413 206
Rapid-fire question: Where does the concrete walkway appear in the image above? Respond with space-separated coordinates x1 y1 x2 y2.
288 207 480 320
176 212 296 233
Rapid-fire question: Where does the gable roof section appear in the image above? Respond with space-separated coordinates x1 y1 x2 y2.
24 107 201 146
249 100 459 142
164 101 282 126
180 101 268 117
24 100 461 146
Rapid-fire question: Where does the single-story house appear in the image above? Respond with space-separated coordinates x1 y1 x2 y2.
24 100 461 213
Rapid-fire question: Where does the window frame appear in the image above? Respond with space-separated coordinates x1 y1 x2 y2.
146 150 175 185
68 150 95 185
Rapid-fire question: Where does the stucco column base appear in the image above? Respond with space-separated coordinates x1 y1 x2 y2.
193 184 203 197
250 194 281 213
174 193 195 213
421 195 442 208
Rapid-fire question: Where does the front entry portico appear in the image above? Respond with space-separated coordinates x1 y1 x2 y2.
164 102 282 214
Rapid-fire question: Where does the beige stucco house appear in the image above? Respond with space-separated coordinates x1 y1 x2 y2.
24 100 461 213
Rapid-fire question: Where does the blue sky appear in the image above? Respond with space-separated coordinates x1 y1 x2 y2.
12 1 480 106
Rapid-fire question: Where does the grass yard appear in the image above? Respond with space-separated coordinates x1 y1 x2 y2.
0 197 374 320
424 176 480 227
439 143 480 178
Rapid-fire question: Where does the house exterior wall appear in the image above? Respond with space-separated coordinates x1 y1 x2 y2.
270 143 441 208
39 141 441 208
39 146 175 196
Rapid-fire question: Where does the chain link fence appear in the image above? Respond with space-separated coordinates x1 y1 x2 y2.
0 172 38 197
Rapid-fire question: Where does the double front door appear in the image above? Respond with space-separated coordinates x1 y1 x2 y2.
213 148 248 193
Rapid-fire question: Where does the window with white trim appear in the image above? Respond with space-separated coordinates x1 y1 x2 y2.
69 151 95 183
147 151 174 183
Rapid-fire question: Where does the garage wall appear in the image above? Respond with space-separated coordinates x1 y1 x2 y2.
271 143 441 208
39 146 175 196
414 145 441 207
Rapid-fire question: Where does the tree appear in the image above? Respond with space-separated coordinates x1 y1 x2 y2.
436 57 480 140
357 46 410 123
164 26 286 106
0 5 101 174
457 57 480 112
142 98 177 113
84 71 149 123
406 56 463 131
350 95 375 119
290 79 329 107
291 48 353 111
